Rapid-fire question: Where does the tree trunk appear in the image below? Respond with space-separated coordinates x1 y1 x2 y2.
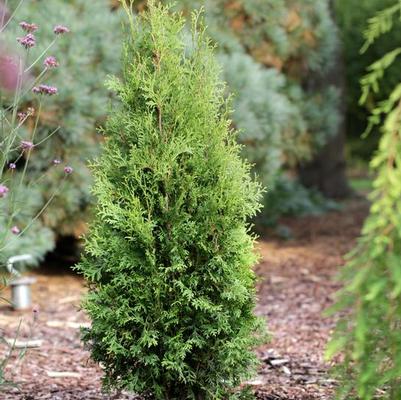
298 0 351 199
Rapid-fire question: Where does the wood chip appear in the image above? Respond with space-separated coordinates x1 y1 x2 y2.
46 371 81 378
58 295 82 304
5 338 43 348
270 276 287 284
244 378 265 386
46 320 90 329
270 358 289 366
0 315 24 328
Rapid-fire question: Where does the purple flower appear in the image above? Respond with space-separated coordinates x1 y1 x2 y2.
32 305 39 320
53 25 70 35
9 162 16 170
18 111 27 121
18 107 35 122
52 159 61 165
64 166 73 174
32 84 58 96
0 184 9 198
20 140 34 150
19 21 38 33
44 56 59 69
11 226 20 235
17 33 36 49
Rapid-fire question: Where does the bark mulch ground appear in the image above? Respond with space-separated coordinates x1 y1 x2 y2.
0 199 368 400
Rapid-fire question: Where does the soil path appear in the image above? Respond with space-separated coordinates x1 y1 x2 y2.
0 199 368 400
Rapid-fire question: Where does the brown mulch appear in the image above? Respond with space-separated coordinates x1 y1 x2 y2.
0 199 368 400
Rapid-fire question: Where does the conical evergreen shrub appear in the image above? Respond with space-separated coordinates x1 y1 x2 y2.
76 2 264 399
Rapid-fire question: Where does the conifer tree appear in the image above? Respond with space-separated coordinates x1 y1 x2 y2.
327 3 401 398
76 2 264 399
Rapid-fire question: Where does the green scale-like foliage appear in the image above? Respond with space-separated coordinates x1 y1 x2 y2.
136 0 341 223
327 4 401 398
328 104 401 399
0 0 123 264
76 3 264 399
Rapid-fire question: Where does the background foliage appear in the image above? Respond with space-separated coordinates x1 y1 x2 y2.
76 3 264 398
335 0 401 159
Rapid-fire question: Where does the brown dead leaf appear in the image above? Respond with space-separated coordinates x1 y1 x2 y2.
303 29 317 47
285 9 302 32
250 42 284 70
224 1 243 12
230 15 246 32
71 220 88 238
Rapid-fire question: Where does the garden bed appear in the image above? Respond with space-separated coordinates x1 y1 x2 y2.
0 198 368 400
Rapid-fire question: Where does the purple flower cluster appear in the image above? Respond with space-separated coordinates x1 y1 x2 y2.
18 107 35 122
19 21 38 33
0 184 9 198
17 33 36 49
20 140 34 150
33 306 39 320
53 25 70 35
11 226 20 235
52 161 73 175
32 84 58 96
44 56 59 69
0 12 74 243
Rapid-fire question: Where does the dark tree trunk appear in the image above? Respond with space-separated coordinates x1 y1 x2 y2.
298 129 350 198
298 0 351 199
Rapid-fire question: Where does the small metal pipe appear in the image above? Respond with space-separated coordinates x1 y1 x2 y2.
7 254 33 276
6 255 35 310
10 277 36 310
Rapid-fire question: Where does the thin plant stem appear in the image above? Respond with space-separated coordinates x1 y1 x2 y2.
24 39 57 73
0 0 24 34
0 176 68 253
18 101 41 191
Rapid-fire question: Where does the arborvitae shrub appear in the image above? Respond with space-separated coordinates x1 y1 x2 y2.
76 2 264 399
